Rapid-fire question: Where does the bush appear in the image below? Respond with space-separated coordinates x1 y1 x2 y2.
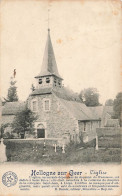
3 132 15 139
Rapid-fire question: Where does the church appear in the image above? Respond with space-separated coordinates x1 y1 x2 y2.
2 28 117 146
26 28 101 145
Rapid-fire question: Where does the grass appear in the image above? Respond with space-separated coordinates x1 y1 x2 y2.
4 138 121 164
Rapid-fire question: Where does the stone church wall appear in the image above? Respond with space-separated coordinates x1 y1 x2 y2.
28 93 78 144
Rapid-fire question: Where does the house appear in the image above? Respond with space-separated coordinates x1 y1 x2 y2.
1 102 26 137
89 105 116 127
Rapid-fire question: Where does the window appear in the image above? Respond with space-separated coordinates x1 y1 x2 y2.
54 78 57 86
58 80 61 86
32 101 37 112
46 77 50 83
39 78 42 84
84 122 86 132
43 99 50 111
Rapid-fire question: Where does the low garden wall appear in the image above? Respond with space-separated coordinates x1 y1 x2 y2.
96 128 121 148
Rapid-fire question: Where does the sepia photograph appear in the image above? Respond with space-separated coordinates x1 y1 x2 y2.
0 0 122 195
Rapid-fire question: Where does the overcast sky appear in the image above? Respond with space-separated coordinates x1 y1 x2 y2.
0 0 121 104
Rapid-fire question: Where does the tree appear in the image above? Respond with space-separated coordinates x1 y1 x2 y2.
0 123 10 138
12 106 37 139
113 92 122 126
79 88 101 106
5 77 18 102
105 99 114 106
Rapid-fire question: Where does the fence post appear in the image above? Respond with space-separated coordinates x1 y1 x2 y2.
96 135 98 150
54 144 57 153
62 144 65 153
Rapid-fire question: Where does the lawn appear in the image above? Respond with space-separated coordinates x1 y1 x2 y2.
4 138 121 164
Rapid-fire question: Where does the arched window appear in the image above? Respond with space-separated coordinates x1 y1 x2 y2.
37 124 45 138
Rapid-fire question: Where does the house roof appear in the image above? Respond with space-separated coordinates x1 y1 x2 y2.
31 86 81 102
59 98 99 121
35 29 62 79
105 119 119 127
52 87 81 102
89 106 104 119
30 87 52 96
89 106 113 119
103 106 113 116
2 102 26 115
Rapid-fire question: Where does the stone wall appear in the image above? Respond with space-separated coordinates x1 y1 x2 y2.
28 93 78 144
96 127 121 148
96 127 120 137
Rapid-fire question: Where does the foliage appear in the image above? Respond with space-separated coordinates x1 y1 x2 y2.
12 106 37 138
0 123 10 138
113 92 122 126
4 138 121 163
6 77 18 102
79 88 101 106
3 132 15 139
105 99 114 106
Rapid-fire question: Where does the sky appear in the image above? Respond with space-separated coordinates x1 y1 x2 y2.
0 0 121 104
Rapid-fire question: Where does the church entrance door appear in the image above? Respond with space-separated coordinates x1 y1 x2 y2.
37 123 45 138
37 129 45 138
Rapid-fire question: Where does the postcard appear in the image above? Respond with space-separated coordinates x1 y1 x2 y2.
0 0 121 195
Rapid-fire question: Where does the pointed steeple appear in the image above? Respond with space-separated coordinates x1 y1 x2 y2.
35 29 62 79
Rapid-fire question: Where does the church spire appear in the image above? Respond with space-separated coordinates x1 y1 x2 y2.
35 29 62 79
35 29 63 89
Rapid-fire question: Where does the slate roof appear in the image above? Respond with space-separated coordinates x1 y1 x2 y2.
89 106 113 119
59 99 99 121
52 87 81 102
2 102 26 115
31 87 52 96
89 106 104 119
35 29 62 79
103 106 113 116
30 86 81 102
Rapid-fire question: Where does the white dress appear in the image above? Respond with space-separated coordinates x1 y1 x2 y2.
0 139 7 162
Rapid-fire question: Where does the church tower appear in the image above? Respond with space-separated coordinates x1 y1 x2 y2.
35 29 63 89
